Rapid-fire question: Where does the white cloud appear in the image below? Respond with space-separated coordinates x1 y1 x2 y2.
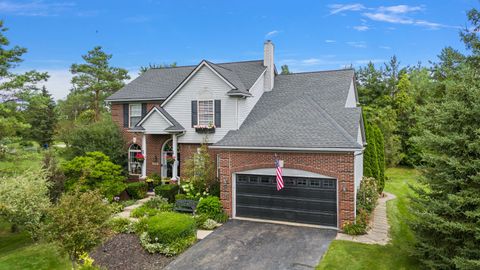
328 3 365 15
265 30 280 38
325 39 336 43
379 46 391 50
354 59 386 65
346 41 367 48
329 3 457 30
378 5 423 14
39 69 72 100
353 25 369 31
0 0 75 16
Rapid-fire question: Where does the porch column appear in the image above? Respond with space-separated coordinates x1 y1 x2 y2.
142 133 147 178
172 133 178 181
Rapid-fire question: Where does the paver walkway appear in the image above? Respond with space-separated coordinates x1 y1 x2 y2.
115 192 155 220
336 192 396 245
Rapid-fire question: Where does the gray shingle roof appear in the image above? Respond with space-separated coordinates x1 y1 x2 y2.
214 69 363 149
106 60 265 101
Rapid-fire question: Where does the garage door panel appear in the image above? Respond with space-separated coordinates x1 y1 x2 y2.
235 174 337 227
236 194 336 213
236 206 337 227
237 184 336 200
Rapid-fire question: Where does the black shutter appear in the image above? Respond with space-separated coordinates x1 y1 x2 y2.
123 104 129 127
141 103 147 117
191 100 198 127
214 100 221 128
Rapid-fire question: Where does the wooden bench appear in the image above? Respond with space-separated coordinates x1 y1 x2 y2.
174 200 198 214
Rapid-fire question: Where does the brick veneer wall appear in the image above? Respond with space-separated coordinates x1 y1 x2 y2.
111 102 170 177
178 143 220 179
217 151 356 229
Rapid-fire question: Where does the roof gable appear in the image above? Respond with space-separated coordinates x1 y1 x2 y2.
137 106 184 134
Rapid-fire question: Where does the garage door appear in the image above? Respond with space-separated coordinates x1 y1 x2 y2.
235 174 337 227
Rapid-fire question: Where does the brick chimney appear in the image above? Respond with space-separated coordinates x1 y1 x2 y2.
263 40 274 91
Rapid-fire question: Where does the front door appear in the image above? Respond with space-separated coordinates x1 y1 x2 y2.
161 139 173 179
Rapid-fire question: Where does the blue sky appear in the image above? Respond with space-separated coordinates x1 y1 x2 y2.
2 0 477 99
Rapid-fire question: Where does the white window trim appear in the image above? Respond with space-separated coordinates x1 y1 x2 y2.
128 144 142 175
195 99 215 128
129 103 142 128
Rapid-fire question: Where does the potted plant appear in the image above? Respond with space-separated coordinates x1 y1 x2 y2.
135 153 145 163
145 177 154 192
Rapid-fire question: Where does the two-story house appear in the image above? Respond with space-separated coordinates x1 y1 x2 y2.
106 41 365 229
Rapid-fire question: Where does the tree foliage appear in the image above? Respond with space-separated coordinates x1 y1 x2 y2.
22 86 57 146
0 170 51 239
139 62 177 74
42 150 65 203
409 9 480 269
43 189 111 268
62 151 126 201
0 20 48 141
70 46 129 121
182 144 217 198
61 115 126 166
280 64 291 74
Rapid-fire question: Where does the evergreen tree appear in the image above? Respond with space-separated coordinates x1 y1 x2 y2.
362 113 380 182
70 46 129 121
139 62 177 74
0 20 48 140
280 65 291 74
372 125 385 193
409 9 480 269
23 86 57 146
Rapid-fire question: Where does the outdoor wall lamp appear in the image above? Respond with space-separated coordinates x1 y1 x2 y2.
342 181 347 193
153 155 158 163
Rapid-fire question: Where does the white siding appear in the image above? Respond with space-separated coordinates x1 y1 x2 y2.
141 111 171 134
163 66 238 143
238 71 265 127
354 151 364 191
345 79 357 108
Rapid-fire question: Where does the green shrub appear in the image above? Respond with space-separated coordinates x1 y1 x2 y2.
107 217 136 234
131 205 162 218
193 214 208 228
144 196 172 212
201 219 219 230
145 212 196 244
196 196 227 223
147 172 162 187
343 209 370 235
110 202 125 214
139 232 196 256
126 181 148 199
155 184 179 203
357 176 379 213
175 194 187 201
62 151 126 201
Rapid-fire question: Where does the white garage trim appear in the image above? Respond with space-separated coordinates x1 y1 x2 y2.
236 168 335 179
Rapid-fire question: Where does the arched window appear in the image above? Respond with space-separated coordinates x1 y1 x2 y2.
128 144 142 175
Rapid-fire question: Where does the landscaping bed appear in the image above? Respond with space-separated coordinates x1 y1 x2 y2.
90 233 174 270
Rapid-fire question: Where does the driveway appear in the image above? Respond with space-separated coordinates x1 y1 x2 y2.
165 219 337 270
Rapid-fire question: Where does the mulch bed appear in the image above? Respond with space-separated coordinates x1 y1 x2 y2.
90 233 174 270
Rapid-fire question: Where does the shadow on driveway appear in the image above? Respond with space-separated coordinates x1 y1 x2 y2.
165 219 337 270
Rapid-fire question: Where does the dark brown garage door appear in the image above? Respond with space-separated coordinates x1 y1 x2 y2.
235 174 337 227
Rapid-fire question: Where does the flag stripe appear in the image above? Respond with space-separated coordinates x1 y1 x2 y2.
275 159 284 191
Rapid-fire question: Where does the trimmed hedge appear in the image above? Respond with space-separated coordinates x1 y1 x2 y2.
126 181 148 200
145 212 196 244
155 184 179 203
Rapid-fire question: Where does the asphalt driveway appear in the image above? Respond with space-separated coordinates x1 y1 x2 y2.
165 219 337 270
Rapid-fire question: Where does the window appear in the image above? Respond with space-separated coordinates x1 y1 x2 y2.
128 144 142 175
309 179 321 188
238 175 248 182
129 104 142 127
323 180 336 189
197 100 214 126
249 176 259 183
296 178 307 186
260 176 271 184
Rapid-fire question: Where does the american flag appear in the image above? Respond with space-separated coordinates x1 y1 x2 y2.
275 159 284 191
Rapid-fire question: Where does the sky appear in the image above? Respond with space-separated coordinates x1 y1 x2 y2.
1 0 478 100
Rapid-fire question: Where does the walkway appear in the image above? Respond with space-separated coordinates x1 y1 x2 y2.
336 192 396 245
115 192 155 220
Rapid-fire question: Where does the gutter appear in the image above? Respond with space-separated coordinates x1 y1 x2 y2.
209 145 362 152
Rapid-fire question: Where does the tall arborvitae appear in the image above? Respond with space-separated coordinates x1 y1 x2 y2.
373 125 385 193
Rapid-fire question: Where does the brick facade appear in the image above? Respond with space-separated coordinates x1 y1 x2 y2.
217 151 356 229
112 102 356 229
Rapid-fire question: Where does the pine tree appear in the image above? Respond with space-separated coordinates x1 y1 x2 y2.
410 8 480 268
23 86 57 146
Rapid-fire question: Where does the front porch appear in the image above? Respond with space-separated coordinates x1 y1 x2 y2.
127 133 181 181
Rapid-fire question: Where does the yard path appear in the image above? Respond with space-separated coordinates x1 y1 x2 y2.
336 192 396 245
115 192 155 220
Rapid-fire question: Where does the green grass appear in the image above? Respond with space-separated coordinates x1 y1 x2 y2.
0 219 70 270
317 167 421 270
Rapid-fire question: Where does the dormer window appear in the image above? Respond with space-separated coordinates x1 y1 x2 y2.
198 100 214 126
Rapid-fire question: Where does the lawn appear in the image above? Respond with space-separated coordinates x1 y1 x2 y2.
0 219 70 270
317 167 421 270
